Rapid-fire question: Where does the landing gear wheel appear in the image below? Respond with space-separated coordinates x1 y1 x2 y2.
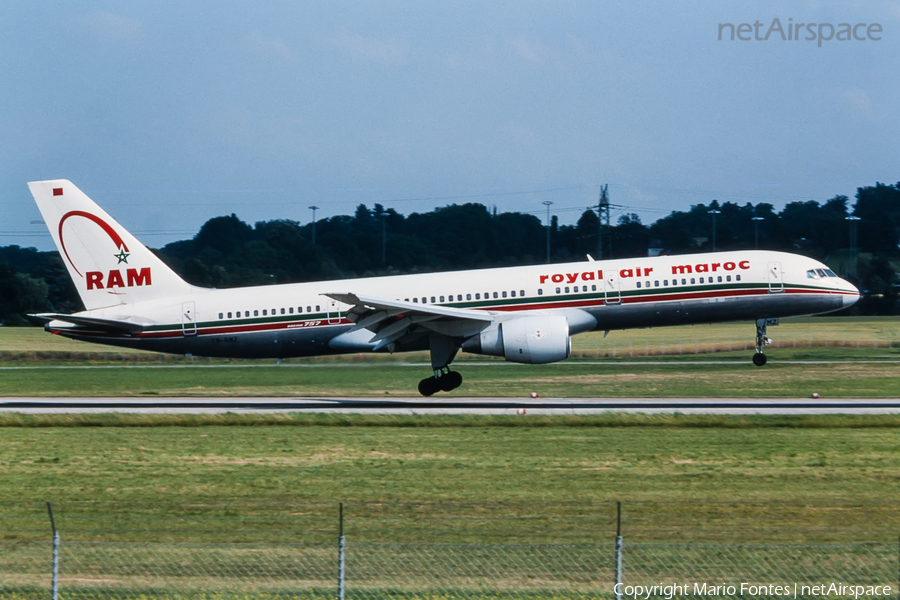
753 319 772 367
418 377 441 397
440 370 463 391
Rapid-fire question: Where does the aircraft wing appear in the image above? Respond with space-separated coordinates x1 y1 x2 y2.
29 313 146 335
325 292 494 351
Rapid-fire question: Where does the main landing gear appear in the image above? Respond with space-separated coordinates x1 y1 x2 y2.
418 368 463 396
752 318 774 366
418 333 463 396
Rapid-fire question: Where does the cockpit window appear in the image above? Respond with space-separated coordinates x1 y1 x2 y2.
808 268 838 279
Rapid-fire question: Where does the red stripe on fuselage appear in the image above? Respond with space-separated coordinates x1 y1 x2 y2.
70 285 852 341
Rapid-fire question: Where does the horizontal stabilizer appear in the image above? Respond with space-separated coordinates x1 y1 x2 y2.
30 313 146 334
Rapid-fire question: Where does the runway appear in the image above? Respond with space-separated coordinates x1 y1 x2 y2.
3 397 900 414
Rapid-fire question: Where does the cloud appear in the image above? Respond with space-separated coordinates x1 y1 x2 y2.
327 29 409 65
841 87 876 122
246 31 294 61
508 35 548 65
76 12 143 43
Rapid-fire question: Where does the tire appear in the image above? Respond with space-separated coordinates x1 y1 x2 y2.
441 371 463 391
752 353 767 367
418 377 439 396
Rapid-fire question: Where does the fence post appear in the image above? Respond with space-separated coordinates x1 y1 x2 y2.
338 502 345 600
46 502 59 600
615 501 623 600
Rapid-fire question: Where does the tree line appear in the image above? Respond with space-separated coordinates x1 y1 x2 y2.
2 181 898 324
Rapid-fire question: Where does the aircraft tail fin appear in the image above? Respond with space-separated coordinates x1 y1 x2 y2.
28 179 197 311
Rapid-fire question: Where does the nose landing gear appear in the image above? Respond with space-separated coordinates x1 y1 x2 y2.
752 318 776 366
418 368 463 396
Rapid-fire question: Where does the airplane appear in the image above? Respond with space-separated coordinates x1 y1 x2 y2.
28 179 860 396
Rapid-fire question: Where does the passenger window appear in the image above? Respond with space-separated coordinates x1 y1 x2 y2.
699 277 704 284
726 275 731 282
681 279 686 285
591 285 596 292
654 281 659 287
493 292 498 299
564 287 570 293
511 290 516 297
254 310 259 316
431 297 436 303
422 297 427 304
556 287 561 294
717 276 722 283
289 307 294 314
227 312 232 318
475 293 480 300
690 278 695 284
413 298 419 303
316 305 320 311
538 289 543 295
263 310 267 316
663 280 668 286
502 291 507 298
520 290 525 296
280 308 285 315
637 282 642 288
645 281 649 287
466 294 471 300
271 308 276 314
218 313 223 319
736 275 741 281
457 295 463 301
245 311 250 317
307 306 312 313
440 296 445 302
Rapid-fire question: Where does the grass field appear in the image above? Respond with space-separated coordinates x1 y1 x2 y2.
2 415 900 544
1 317 900 397
2 318 900 549
4 359 900 397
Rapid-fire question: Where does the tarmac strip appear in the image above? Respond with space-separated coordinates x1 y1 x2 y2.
2 397 900 414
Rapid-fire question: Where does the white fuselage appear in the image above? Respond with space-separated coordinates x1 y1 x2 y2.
51 250 859 359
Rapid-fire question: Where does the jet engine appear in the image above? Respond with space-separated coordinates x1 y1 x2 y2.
461 315 571 364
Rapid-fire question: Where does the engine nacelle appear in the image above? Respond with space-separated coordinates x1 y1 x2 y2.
461 315 571 364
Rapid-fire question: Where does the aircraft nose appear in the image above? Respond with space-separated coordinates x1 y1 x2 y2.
843 281 861 307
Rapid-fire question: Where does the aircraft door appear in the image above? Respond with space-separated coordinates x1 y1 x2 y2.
182 301 197 335
604 271 621 304
767 261 784 293
326 299 341 324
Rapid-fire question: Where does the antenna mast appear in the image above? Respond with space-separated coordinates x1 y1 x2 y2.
598 184 610 259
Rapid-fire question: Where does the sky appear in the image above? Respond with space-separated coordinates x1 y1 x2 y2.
2 1 898 251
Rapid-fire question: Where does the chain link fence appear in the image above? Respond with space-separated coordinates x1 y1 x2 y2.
2 502 899 599
2 540 899 599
